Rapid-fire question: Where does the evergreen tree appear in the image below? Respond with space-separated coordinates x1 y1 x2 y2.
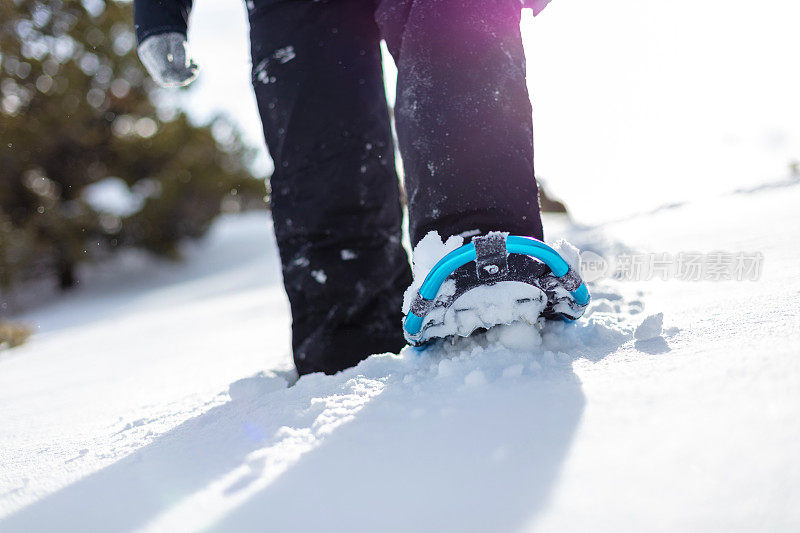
0 0 265 293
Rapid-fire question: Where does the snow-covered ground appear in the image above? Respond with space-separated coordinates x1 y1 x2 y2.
1 174 799 532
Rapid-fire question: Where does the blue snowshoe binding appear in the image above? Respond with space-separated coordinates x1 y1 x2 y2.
403 233 591 347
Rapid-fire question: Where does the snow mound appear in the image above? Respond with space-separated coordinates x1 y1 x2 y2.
402 231 465 314
634 313 664 341
228 372 292 401
550 238 581 273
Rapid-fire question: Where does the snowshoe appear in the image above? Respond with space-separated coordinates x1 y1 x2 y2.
403 232 590 347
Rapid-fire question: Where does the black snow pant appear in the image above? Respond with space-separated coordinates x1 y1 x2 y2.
248 0 543 375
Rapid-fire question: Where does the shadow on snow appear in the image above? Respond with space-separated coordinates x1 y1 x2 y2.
0 348 605 533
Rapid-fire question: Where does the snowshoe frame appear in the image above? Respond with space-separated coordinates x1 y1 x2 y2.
403 234 591 346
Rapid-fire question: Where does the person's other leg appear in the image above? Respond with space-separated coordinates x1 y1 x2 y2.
375 0 543 246
248 0 411 375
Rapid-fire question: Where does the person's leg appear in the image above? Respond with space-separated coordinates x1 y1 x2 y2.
248 0 411 375
375 0 544 247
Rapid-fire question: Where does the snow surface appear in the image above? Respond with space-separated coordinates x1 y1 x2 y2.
2 180 800 532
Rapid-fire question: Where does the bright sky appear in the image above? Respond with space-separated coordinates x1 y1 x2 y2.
178 0 800 224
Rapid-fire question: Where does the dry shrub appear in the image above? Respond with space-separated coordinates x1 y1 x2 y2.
0 320 33 351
